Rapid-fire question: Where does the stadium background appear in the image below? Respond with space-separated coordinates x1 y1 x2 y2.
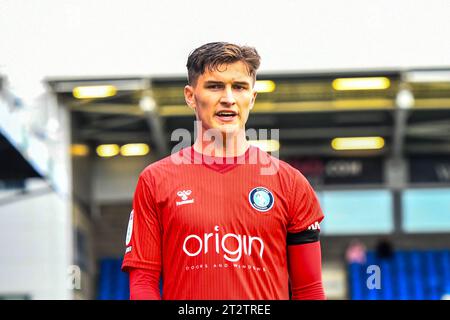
0 0 449 300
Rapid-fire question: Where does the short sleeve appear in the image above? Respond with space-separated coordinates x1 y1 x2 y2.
287 169 324 234
121 173 162 272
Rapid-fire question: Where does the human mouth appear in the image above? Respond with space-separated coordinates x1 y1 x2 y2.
215 110 238 123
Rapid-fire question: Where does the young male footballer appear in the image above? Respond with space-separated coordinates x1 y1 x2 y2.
121 42 325 300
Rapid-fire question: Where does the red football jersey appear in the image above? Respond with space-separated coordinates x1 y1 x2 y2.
122 146 324 300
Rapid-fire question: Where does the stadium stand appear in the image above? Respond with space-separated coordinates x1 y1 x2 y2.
98 250 450 300
98 258 165 300
98 259 129 300
349 250 450 300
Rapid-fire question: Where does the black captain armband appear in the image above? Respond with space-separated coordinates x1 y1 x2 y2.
287 228 320 245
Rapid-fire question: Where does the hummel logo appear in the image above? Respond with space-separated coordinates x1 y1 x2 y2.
176 190 194 206
307 221 320 231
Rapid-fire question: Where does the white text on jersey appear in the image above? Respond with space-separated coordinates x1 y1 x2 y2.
182 225 265 262
307 221 321 230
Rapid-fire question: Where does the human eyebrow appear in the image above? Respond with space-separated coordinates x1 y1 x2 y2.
204 81 224 86
233 81 251 88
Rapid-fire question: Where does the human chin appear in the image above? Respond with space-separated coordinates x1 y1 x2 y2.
217 123 240 136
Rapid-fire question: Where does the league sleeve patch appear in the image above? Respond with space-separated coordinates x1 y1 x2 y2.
125 210 134 246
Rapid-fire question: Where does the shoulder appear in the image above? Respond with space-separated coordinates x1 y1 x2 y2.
251 147 309 188
265 152 312 190
277 158 301 176
257 149 303 177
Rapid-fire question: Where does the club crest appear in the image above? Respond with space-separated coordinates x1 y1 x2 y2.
248 187 274 212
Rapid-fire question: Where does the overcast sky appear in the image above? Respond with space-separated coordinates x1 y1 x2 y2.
0 0 449 99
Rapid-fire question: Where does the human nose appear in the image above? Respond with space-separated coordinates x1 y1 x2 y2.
220 86 236 106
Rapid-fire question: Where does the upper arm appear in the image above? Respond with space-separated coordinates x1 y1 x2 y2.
122 173 162 272
287 169 324 234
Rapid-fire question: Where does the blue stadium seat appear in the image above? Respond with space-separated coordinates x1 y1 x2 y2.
380 260 393 300
98 258 162 300
425 251 440 300
98 259 114 300
410 251 425 300
365 252 379 300
441 251 450 295
98 258 128 300
395 251 409 299
349 263 364 300
348 249 450 300
114 260 129 300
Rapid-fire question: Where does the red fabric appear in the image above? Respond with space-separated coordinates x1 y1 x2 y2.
122 146 324 299
288 241 326 300
129 268 161 300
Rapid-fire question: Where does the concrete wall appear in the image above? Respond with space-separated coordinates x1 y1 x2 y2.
92 154 156 204
0 179 73 299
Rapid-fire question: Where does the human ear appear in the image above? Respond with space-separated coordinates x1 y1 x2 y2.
249 90 257 110
184 85 196 111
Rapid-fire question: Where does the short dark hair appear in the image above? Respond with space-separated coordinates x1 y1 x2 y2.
186 42 261 86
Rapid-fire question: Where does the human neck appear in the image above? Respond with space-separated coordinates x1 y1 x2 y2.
193 130 249 157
